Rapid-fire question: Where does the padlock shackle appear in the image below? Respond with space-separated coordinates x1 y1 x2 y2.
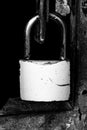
25 14 66 60
50 13 66 59
25 15 39 59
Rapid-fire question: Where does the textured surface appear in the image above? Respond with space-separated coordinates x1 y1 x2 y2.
77 0 87 113
56 0 70 16
0 106 87 130
0 0 87 130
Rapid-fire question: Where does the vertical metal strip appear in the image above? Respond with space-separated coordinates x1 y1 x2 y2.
39 0 46 42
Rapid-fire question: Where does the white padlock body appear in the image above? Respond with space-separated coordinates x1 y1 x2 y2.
19 60 70 101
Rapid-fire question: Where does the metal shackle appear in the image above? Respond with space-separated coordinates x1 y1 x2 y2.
25 13 66 60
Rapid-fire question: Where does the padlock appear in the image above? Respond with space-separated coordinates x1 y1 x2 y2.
19 0 70 102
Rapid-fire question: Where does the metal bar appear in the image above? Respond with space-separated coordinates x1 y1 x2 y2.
39 0 49 43
39 0 46 42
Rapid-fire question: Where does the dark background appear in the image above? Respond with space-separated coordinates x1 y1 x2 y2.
1 1 36 108
1 1 57 108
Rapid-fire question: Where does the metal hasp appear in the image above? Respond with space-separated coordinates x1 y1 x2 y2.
25 0 66 60
38 0 49 42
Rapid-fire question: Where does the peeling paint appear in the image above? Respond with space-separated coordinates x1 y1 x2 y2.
56 0 70 16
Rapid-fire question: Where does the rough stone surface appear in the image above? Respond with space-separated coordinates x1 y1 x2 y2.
77 0 87 114
56 0 70 16
0 107 87 130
